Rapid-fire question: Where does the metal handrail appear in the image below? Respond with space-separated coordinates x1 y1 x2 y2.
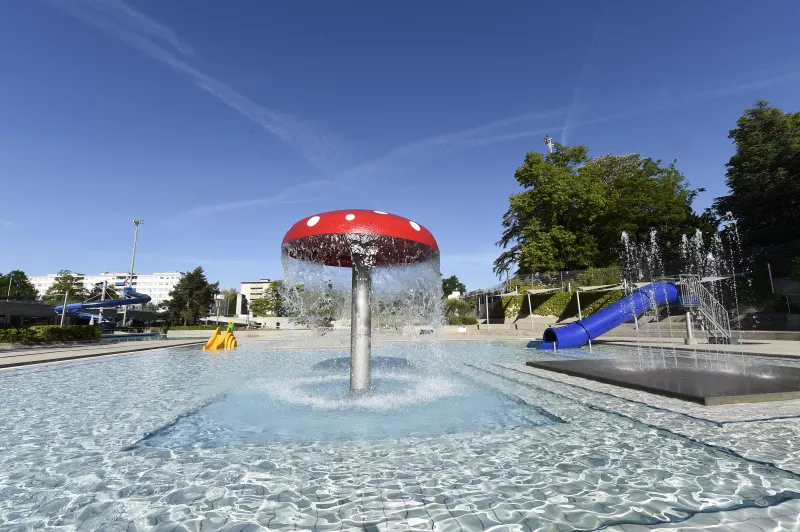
678 274 731 338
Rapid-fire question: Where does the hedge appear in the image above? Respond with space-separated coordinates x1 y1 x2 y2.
0 325 102 344
500 290 626 320
169 325 224 330
448 315 478 325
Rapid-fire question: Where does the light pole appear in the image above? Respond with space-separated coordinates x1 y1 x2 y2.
60 291 70 327
122 220 144 327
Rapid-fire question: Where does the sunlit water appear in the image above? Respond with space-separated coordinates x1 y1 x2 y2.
3 340 800 531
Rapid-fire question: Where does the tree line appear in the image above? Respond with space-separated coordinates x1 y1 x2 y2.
1 266 292 325
494 100 800 276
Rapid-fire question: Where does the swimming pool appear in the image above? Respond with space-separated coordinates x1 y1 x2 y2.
3 340 800 530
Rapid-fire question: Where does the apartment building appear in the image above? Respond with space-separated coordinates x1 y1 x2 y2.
29 272 184 306
237 278 278 316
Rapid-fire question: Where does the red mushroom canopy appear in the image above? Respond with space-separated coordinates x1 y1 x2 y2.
282 209 439 268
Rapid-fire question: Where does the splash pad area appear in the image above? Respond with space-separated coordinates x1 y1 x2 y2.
527 357 800 405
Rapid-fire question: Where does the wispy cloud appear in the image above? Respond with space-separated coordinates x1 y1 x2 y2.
175 179 336 219
52 0 342 171
348 61 800 179
4 221 11 228
340 108 568 181
81 0 192 55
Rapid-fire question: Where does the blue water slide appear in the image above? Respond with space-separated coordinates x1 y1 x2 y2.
53 287 151 322
537 282 680 350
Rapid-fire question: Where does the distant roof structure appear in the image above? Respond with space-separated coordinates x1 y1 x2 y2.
527 287 561 295
577 284 620 292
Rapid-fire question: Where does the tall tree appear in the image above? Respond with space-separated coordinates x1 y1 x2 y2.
714 100 800 247
0 270 38 299
219 288 238 316
249 281 285 317
86 282 119 301
442 275 466 298
495 143 707 275
161 267 219 325
44 270 88 304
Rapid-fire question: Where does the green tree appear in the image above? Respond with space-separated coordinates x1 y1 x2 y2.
249 281 285 316
495 143 707 275
44 270 88 304
714 100 800 247
219 288 238 315
161 267 219 325
0 270 38 299
86 282 119 301
442 275 466 298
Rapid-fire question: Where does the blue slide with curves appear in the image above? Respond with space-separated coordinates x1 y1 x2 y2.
53 284 151 326
537 282 680 350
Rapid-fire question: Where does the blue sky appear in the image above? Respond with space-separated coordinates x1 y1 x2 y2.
2 1 799 292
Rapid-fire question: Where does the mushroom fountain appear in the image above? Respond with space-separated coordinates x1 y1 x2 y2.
282 209 439 394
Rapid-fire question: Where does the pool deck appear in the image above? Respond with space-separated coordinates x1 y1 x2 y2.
0 339 205 369
1 333 796 369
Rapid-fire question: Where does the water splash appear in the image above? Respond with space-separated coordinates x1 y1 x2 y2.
281 251 443 337
626 220 750 373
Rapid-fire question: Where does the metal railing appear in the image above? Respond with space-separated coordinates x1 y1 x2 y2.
465 270 590 299
678 274 731 339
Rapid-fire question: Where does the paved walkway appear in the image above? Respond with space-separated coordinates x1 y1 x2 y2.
0 340 204 369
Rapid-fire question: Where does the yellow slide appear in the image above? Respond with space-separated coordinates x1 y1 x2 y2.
202 325 237 350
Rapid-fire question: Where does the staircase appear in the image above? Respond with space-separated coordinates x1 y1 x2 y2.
677 274 732 342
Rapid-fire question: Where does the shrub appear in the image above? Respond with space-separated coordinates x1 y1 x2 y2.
169 325 224 330
444 298 477 323
792 257 800 277
0 325 101 344
576 266 620 287
444 298 473 315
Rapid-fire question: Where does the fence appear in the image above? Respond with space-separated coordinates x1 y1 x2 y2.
464 268 600 299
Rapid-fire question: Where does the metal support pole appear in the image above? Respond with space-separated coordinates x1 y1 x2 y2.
528 293 534 331
97 280 106 324
350 255 372 393
485 294 490 330
767 263 775 293
788 295 792 315
60 291 69 327
576 290 583 321
122 220 143 327
6 275 12 298
684 311 697 345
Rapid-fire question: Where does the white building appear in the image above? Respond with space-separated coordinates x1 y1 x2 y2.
237 278 278 316
30 272 184 306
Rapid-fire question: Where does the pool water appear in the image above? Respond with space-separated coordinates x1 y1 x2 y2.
139 371 556 447
3 340 800 531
